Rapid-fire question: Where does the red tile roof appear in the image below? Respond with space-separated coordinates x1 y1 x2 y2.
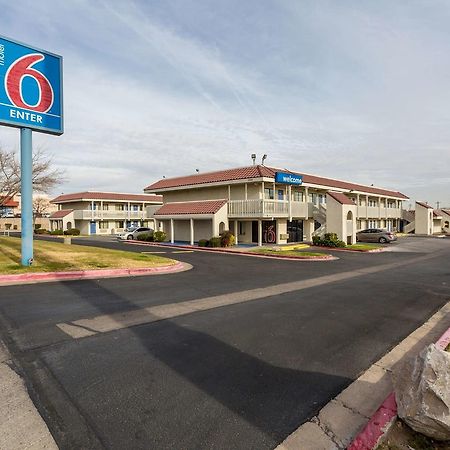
327 191 356 205
154 200 227 216
0 197 19 207
51 192 162 204
144 165 408 199
50 209 74 219
440 209 450 217
416 201 433 209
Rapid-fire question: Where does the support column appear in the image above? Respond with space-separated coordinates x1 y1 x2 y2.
258 220 262 246
20 128 33 266
304 187 309 219
234 220 238 245
288 185 292 221
304 219 315 242
190 218 194 245
170 219 174 244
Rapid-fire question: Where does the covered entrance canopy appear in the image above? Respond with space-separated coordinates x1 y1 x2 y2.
153 199 228 245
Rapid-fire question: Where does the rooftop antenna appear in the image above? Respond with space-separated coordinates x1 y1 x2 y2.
436 201 440 209
195 169 199 173
162 176 166 179
261 154 267 166
251 154 257 166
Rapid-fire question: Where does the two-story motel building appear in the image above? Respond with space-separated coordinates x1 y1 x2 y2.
144 165 408 245
49 192 163 235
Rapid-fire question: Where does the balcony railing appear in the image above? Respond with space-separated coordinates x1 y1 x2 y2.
356 206 402 219
228 200 308 218
72 210 147 220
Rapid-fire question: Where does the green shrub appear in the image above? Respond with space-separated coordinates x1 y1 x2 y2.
50 229 64 235
220 230 235 247
34 228 49 234
64 228 80 236
34 224 42 230
153 231 167 242
209 236 222 247
136 232 154 242
198 239 209 247
312 233 345 248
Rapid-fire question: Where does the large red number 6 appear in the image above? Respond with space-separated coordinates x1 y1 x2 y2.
5 53 54 113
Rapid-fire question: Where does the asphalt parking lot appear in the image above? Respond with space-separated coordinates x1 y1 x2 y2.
1 236 449 449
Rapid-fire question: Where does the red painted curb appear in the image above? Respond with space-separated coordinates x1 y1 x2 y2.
124 241 336 261
347 393 397 450
0 262 185 285
347 325 450 449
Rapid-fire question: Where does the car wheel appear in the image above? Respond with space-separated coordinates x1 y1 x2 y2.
379 237 387 243
127 234 133 240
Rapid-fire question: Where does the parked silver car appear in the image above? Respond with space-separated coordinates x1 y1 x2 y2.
117 227 153 240
356 228 397 244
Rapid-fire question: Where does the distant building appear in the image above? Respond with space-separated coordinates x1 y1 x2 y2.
411 201 450 235
144 165 408 245
49 191 163 235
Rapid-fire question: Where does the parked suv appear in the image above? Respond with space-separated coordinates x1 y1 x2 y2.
356 228 397 243
117 227 153 240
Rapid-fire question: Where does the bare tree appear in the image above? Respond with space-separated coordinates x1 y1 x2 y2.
33 196 51 217
0 146 65 201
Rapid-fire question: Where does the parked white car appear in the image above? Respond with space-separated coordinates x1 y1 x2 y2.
117 227 153 240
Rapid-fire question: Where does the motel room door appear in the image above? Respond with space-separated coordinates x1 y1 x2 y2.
287 220 303 242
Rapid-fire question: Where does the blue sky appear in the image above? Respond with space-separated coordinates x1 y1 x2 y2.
1 0 450 206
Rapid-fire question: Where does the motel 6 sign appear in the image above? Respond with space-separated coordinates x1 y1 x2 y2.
0 35 63 135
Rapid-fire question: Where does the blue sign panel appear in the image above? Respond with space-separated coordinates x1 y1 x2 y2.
0 36 63 135
275 172 303 185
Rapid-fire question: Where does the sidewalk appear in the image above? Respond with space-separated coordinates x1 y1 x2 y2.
0 341 57 449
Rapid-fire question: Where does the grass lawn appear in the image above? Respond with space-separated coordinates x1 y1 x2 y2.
345 243 382 251
0 237 176 274
248 248 330 258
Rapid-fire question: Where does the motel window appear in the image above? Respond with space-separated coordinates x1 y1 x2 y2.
102 204 109 210
115 204 125 211
116 221 124 228
368 199 377 207
264 188 274 200
99 221 109 229
277 190 284 200
292 191 304 202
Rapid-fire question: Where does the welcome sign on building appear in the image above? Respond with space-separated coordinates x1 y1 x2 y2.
275 172 303 185
0 35 63 135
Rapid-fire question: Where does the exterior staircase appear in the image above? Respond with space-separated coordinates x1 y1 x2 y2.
404 220 415 234
312 203 327 237
402 210 415 234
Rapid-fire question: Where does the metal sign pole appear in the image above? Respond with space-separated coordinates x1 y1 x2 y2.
20 127 33 266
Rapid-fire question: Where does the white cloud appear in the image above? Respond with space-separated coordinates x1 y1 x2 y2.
0 0 449 205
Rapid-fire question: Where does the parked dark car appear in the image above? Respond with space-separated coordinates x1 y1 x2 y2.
356 228 397 243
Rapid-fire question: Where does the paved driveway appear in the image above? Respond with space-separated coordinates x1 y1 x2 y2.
1 237 449 449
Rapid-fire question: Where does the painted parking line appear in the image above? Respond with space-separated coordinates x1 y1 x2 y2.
140 251 167 254
56 252 440 340
171 250 194 254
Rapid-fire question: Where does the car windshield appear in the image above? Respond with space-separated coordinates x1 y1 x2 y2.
125 227 138 232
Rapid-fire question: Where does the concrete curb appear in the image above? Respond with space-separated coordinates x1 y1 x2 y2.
348 324 450 450
0 261 189 286
124 241 337 261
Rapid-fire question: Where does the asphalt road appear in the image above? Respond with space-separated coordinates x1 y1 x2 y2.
1 236 449 449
